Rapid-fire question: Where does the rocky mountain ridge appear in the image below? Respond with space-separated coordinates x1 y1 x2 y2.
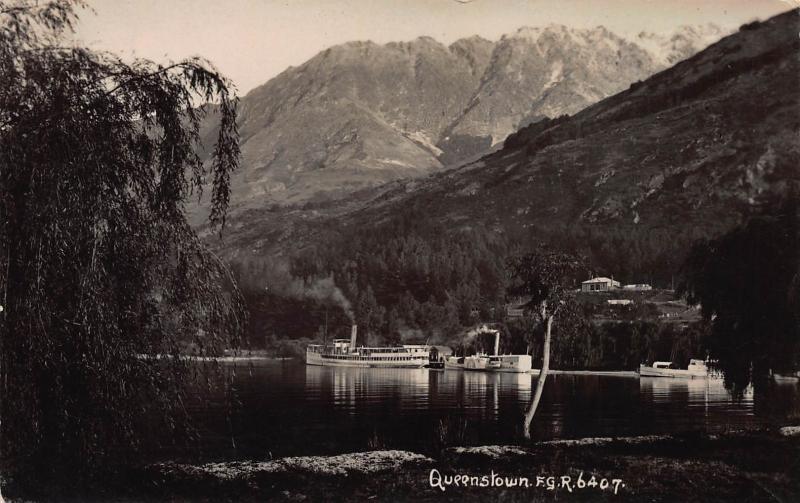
195 22 729 215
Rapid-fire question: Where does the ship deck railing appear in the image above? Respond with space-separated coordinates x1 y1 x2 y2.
314 354 426 361
307 345 428 354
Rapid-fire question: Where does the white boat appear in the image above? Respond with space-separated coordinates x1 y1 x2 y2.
772 371 800 382
446 329 533 373
486 354 533 373
638 359 709 378
306 325 429 368
459 354 534 373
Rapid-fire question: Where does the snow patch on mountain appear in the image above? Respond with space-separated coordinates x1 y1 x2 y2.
624 24 730 66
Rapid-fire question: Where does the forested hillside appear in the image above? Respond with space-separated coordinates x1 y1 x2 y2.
219 10 799 362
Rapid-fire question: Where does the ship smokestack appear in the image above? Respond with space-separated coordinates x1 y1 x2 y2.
494 330 500 356
350 324 358 352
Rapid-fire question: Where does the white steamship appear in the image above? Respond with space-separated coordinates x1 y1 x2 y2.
306 325 429 368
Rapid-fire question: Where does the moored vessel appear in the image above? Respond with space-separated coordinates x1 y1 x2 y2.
448 327 533 373
306 325 429 368
485 354 533 373
773 372 800 382
638 359 709 378
459 354 533 373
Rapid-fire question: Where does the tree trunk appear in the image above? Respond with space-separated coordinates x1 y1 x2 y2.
523 313 553 439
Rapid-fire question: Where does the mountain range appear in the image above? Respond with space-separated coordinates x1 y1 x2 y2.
206 9 799 289
194 22 727 217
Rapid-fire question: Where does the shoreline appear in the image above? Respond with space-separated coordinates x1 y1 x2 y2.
544 369 637 377
144 355 695 378
137 354 295 362
203 355 294 363
213 358 639 376
157 356 647 376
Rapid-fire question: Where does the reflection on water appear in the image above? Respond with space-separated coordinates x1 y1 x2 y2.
637 377 755 434
304 365 532 419
184 360 799 461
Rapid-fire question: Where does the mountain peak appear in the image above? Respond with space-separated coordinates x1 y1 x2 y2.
413 35 439 44
508 24 568 40
197 17 738 217
386 35 445 52
449 34 492 50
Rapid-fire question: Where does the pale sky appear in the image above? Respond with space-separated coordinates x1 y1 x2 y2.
74 0 795 96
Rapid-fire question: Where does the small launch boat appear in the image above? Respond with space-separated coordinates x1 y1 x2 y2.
772 371 800 382
638 359 709 378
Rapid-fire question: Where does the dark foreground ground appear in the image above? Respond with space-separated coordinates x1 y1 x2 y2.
6 428 800 502
144 428 799 502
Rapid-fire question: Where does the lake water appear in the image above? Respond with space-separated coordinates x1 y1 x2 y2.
182 360 800 461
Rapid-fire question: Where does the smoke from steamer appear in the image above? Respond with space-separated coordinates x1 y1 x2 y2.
261 260 353 321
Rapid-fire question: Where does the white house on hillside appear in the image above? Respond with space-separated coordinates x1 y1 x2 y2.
581 277 621 292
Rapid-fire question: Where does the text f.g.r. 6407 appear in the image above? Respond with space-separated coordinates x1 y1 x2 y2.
429 469 625 495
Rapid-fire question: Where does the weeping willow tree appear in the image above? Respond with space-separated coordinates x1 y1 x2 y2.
507 248 584 439
0 0 243 492
679 196 799 393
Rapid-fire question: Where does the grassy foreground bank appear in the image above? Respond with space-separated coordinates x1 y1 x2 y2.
130 428 800 502
4 428 798 501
